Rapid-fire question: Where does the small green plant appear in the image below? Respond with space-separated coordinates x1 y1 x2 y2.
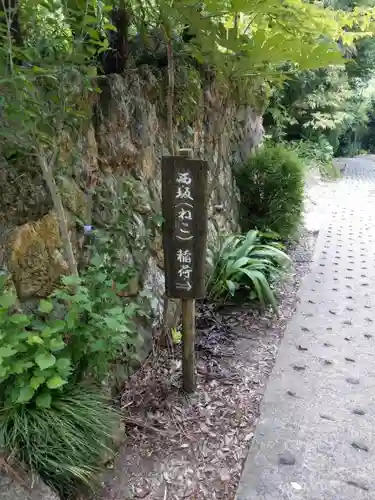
235 144 305 239
206 230 291 311
0 279 72 407
0 256 143 407
54 269 143 383
0 383 120 499
287 137 338 179
287 138 332 165
171 327 182 344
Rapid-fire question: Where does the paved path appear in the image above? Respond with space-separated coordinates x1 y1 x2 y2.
236 158 375 500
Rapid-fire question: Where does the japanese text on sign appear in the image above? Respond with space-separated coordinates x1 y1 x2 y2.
176 170 193 292
162 156 208 299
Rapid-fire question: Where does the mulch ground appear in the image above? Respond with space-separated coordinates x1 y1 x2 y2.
97 230 316 500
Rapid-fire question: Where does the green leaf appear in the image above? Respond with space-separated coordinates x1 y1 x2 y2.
35 352 56 370
0 293 16 309
227 256 251 273
46 375 66 389
104 317 124 331
91 339 107 351
36 392 52 408
226 280 238 296
39 0 54 11
103 23 117 31
12 361 28 374
33 367 54 378
94 272 108 283
9 314 30 325
0 274 7 289
39 299 53 314
48 319 66 333
39 327 52 338
61 275 81 287
27 335 44 345
49 337 65 350
85 27 100 40
171 328 182 344
242 268 278 311
55 357 71 373
253 245 291 262
16 386 35 403
84 45 97 56
64 310 77 329
30 375 45 390
89 254 103 268
0 347 17 358
32 65 49 74
108 306 124 315
83 15 99 24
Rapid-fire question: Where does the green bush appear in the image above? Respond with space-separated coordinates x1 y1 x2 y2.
235 144 305 238
287 138 339 179
287 137 333 166
206 230 290 311
0 383 120 499
0 223 146 497
0 282 73 407
0 269 141 407
0 231 144 498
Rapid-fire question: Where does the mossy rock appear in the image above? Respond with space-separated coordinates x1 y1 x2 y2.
7 211 76 300
0 157 52 230
58 176 87 220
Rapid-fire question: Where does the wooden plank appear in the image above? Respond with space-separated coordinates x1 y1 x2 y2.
161 153 209 299
162 148 209 392
181 297 196 392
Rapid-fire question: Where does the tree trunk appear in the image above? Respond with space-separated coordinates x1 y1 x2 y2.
161 28 176 345
38 151 79 278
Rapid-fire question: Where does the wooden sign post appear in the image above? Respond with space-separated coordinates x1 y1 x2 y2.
162 148 209 392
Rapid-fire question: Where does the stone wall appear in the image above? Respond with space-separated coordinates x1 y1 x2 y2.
0 71 264 326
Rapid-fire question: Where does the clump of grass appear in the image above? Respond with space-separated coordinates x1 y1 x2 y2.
0 383 121 499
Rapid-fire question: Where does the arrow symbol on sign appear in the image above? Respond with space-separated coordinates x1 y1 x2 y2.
176 282 192 291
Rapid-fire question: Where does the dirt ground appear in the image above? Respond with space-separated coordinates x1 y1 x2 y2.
95 228 316 500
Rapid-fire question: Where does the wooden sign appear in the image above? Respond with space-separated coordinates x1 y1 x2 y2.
162 154 209 299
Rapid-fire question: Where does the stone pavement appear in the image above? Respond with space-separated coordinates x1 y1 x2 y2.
236 158 375 500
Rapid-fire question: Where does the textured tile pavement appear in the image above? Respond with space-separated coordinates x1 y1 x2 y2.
236 158 375 500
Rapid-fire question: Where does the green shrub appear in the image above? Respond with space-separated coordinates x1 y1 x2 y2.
0 232 144 498
287 137 333 165
0 282 73 407
235 144 305 238
53 270 143 384
206 230 291 311
0 252 143 408
286 138 340 179
0 383 120 499
0 225 146 497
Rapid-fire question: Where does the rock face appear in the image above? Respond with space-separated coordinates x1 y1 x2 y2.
0 71 264 326
7 211 72 300
0 471 59 500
